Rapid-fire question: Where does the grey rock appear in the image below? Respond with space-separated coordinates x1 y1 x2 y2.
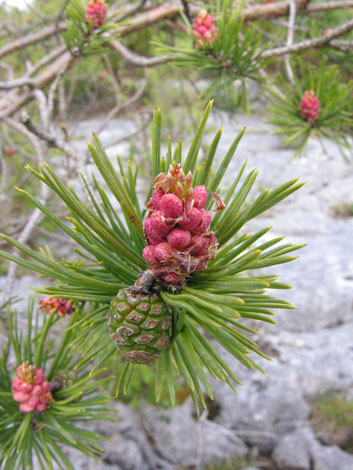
273 426 353 470
214 321 353 432
101 464 123 470
213 358 310 434
98 402 163 470
311 444 353 470
271 323 353 397
103 436 147 470
235 430 277 456
0 275 46 314
272 427 314 470
262 225 353 333
140 399 248 468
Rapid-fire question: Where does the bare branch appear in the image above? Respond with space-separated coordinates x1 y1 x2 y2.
238 0 310 21
20 111 78 162
110 40 172 67
0 23 66 60
33 90 50 131
5 118 44 164
0 51 73 120
26 45 67 78
305 0 353 12
116 3 181 37
0 77 35 91
329 39 353 51
262 17 353 58
284 0 297 85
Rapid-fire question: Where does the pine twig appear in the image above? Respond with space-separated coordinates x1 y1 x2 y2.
285 0 297 85
305 0 353 12
262 17 353 58
0 77 35 91
110 40 172 67
20 111 77 162
0 23 66 60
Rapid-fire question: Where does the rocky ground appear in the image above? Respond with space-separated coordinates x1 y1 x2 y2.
1 110 353 470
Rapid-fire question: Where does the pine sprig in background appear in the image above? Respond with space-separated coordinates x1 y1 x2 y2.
266 58 353 157
156 0 269 112
0 300 114 470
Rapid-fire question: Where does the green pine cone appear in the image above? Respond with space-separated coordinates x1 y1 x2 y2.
108 288 172 364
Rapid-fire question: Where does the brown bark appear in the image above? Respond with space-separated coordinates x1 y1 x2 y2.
262 17 353 57
239 0 310 21
0 23 66 59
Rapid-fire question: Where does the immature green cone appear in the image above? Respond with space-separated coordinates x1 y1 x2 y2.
108 285 172 364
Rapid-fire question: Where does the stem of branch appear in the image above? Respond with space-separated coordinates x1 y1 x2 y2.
262 17 353 58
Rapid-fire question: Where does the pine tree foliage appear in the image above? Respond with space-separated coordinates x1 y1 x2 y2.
266 58 353 157
0 101 304 414
157 0 269 112
64 0 118 57
0 299 114 470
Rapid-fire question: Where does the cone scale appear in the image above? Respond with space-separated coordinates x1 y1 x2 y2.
108 284 172 364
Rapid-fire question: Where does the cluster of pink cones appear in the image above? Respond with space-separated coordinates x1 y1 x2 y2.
85 0 106 29
39 296 74 317
12 363 52 413
300 90 320 123
143 165 221 291
192 10 218 49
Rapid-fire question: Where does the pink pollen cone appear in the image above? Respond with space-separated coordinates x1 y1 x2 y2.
151 189 164 210
189 235 210 255
167 228 192 250
300 90 320 123
12 363 52 413
144 218 165 245
194 209 212 232
192 185 207 209
179 207 202 231
160 194 183 218
155 242 175 262
149 211 172 235
142 245 157 265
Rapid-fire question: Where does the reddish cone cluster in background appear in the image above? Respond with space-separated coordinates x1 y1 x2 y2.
85 0 106 29
143 165 222 291
12 363 52 413
192 10 218 49
300 90 320 123
39 297 74 317
4 148 15 156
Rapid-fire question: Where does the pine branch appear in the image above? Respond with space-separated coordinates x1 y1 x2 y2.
0 23 66 59
110 40 172 67
20 111 78 161
305 0 353 12
262 18 353 58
